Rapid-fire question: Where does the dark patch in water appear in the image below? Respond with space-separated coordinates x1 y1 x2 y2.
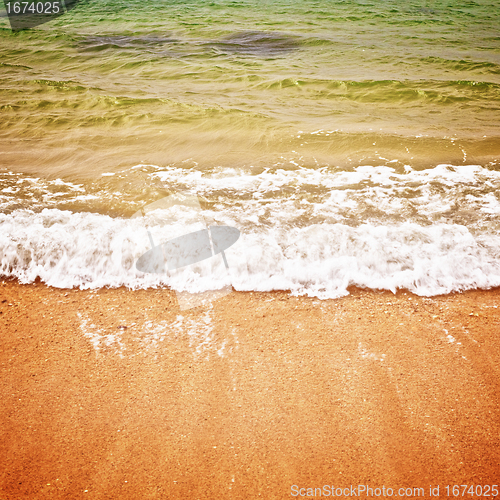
416 7 437 14
78 34 177 52
6 0 87 31
208 31 301 57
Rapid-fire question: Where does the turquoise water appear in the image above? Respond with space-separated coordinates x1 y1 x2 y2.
1 0 500 296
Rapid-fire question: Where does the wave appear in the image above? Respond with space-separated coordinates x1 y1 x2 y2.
1 164 500 297
3 161 500 216
419 57 500 75
254 78 500 105
1 208 499 298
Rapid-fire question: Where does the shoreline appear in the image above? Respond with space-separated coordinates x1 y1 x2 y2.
1 280 499 498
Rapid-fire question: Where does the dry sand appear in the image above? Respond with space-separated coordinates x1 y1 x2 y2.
0 280 499 499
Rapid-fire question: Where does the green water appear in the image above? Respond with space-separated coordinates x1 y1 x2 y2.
1 0 500 184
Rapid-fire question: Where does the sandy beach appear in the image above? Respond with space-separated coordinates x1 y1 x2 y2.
2 0 500 497
0 280 499 499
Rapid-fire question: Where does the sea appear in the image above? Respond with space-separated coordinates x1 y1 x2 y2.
1 0 499 298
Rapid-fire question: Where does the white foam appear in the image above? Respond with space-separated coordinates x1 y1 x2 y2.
0 206 499 297
78 312 125 355
1 164 500 298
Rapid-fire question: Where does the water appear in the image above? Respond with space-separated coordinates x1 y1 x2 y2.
1 0 499 297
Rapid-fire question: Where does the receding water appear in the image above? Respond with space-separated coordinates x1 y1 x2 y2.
1 0 499 297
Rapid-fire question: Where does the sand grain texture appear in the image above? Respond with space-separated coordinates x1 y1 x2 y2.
1 281 499 499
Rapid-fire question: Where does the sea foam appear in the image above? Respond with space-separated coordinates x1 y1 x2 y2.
2 163 500 297
1 206 499 298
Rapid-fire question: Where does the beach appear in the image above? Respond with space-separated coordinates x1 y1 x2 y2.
1 0 500 497
1 281 499 499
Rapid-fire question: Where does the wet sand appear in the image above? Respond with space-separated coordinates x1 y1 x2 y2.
1 280 499 499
